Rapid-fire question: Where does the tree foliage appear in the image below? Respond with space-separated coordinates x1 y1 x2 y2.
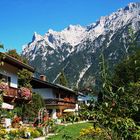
0 43 4 111
22 92 45 121
0 43 4 66
58 70 68 87
113 51 140 87
92 51 140 139
6 49 21 60
18 69 33 89
6 49 28 64
0 43 3 49
90 29 140 139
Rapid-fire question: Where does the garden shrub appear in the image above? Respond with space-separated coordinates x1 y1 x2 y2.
80 126 102 136
78 126 105 140
62 114 80 123
131 126 140 140
21 127 42 138
30 129 41 138
36 127 44 135
0 129 7 138
0 127 44 139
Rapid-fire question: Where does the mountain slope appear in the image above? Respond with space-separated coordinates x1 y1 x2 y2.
22 2 140 89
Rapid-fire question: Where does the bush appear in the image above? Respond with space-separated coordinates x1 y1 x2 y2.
132 126 140 140
62 114 80 123
8 129 20 139
0 127 44 139
78 126 104 139
21 127 42 138
30 129 41 138
0 129 7 138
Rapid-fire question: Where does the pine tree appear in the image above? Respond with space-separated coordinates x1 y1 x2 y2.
0 43 4 66
58 70 68 87
6 49 21 60
0 43 3 49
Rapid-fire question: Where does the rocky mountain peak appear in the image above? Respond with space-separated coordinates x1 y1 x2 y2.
66 24 84 31
127 2 140 10
22 2 140 88
32 32 43 42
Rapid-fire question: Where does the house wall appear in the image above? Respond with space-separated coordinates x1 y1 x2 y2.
0 62 19 88
33 88 56 99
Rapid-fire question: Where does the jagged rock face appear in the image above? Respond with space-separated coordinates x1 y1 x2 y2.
22 2 140 88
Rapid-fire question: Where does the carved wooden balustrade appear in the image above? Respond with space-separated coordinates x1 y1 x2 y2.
45 98 76 108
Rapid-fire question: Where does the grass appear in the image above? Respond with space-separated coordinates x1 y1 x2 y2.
47 121 93 140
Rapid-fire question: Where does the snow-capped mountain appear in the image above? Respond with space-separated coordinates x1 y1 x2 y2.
23 24 86 59
22 2 140 89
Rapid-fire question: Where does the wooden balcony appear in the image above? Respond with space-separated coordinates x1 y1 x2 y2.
4 87 18 97
44 98 76 109
1 86 32 102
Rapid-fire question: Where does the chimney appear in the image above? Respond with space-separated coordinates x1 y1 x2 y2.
40 75 46 81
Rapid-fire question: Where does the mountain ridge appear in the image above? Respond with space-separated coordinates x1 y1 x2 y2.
22 2 140 89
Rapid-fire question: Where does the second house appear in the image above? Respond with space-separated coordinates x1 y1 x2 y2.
31 75 78 119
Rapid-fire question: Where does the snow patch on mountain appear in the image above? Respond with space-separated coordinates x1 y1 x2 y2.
53 72 61 83
76 64 91 87
44 24 87 50
23 2 140 60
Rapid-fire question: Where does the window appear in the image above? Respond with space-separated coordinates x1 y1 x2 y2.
8 77 11 86
0 73 11 86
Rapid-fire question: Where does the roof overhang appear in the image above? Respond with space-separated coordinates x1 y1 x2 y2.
31 77 76 95
31 77 58 89
1 52 34 72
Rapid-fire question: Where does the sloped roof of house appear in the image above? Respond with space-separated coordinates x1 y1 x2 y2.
1 52 34 72
31 77 76 95
56 84 75 93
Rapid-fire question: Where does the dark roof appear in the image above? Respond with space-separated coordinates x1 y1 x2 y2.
31 77 76 95
1 53 34 72
31 77 58 89
56 84 75 93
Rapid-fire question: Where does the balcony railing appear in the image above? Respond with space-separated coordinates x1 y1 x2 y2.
45 98 76 108
5 87 18 97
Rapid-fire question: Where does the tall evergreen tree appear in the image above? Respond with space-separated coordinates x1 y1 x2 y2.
0 43 3 49
0 44 4 111
6 49 28 64
6 49 21 60
22 92 45 121
58 70 68 87
0 43 4 66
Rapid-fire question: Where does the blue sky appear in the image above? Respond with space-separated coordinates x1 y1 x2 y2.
0 0 139 53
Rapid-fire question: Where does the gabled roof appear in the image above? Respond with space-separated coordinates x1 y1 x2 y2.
1 52 34 72
31 77 76 95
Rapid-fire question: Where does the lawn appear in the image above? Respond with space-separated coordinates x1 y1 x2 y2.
47 121 93 140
